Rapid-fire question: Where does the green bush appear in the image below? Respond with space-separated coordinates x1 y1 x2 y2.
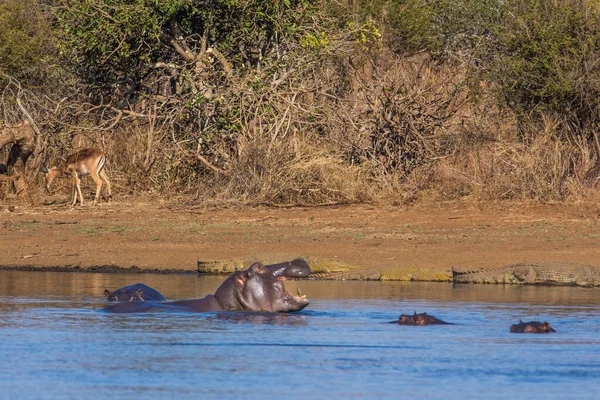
326 0 434 55
0 0 57 84
491 0 600 116
430 0 504 58
54 0 313 96
381 0 435 54
328 0 503 57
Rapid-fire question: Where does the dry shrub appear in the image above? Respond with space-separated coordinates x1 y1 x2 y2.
104 125 170 193
319 50 472 204
369 55 467 178
30 49 478 206
421 114 595 202
217 136 373 205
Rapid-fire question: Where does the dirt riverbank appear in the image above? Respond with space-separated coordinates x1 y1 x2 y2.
2 197 600 281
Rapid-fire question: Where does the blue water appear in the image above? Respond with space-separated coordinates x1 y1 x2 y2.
0 271 599 399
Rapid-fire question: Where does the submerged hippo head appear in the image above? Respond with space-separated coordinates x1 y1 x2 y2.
215 262 310 312
510 320 556 333
104 283 167 302
397 312 450 325
104 288 144 302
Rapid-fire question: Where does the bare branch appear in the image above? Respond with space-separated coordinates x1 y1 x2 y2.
170 39 197 63
206 47 232 75
171 128 228 175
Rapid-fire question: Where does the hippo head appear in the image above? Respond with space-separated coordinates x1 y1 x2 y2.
510 320 556 333
214 262 310 312
397 312 450 325
265 258 312 278
524 322 556 333
399 314 418 325
104 283 166 302
399 313 428 325
104 288 143 302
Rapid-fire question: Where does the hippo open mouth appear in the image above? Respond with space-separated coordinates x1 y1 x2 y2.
296 287 308 301
104 260 311 314
274 275 310 312
218 262 310 312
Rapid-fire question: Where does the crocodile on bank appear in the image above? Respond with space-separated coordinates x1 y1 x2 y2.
198 258 600 286
452 262 600 287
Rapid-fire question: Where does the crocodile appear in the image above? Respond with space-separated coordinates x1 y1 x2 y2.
452 262 600 287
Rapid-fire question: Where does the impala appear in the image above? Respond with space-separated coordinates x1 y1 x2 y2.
44 148 112 206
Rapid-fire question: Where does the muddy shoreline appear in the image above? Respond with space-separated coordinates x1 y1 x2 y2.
1 263 597 287
0 264 196 274
2 199 600 285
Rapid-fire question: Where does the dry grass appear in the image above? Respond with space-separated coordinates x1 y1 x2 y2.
217 136 374 205
417 113 599 202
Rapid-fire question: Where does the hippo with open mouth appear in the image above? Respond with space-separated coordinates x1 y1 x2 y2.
103 261 310 313
510 320 556 333
396 312 450 325
103 258 311 303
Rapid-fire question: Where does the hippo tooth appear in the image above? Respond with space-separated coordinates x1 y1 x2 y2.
297 287 302 296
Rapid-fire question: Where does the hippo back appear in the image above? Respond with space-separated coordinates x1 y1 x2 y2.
104 283 167 302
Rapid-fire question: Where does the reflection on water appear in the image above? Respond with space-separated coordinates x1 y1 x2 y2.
3 270 599 304
1 271 599 399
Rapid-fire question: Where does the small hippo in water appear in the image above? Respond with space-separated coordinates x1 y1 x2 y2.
104 283 167 302
510 320 556 333
104 262 310 314
397 312 450 325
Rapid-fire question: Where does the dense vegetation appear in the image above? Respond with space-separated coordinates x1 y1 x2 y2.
3 0 600 204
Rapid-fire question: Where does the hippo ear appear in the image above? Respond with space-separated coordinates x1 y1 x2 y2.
248 262 265 273
104 289 111 297
131 289 144 301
